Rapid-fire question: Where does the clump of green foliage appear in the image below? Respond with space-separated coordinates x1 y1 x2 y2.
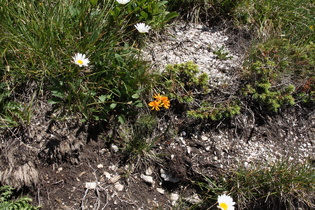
213 46 232 60
232 0 315 112
194 160 315 209
187 99 241 121
0 0 177 126
167 0 241 23
110 0 178 30
233 0 315 44
162 61 209 103
242 39 315 112
116 113 164 169
0 186 39 210
159 61 240 120
0 82 30 127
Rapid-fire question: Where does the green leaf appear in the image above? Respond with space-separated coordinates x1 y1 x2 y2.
131 93 139 99
51 90 65 98
140 11 148 19
115 54 123 64
89 0 98 6
110 103 117 109
118 115 125 124
134 100 143 107
165 11 179 21
99 95 109 103
48 98 63 105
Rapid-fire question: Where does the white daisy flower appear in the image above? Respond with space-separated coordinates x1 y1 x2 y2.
72 53 90 67
217 194 235 210
116 0 130 4
134 23 151 33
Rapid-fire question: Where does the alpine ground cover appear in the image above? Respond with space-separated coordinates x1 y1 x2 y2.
0 0 314 209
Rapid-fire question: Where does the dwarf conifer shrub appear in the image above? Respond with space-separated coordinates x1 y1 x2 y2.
0 186 39 210
242 39 315 112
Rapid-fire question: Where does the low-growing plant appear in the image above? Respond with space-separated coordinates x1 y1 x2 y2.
157 61 240 120
161 61 209 103
213 46 232 60
234 0 315 43
194 160 315 209
187 99 241 121
110 0 178 31
232 0 315 113
167 0 241 24
0 81 33 127
118 113 161 168
0 0 176 125
0 185 39 209
242 39 315 112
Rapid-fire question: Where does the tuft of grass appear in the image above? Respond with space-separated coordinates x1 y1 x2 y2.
233 0 315 43
119 111 177 171
193 160 315 209
167 0 241 24
0 0 177 126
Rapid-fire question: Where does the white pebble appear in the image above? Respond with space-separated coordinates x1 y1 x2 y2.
140 174 154 184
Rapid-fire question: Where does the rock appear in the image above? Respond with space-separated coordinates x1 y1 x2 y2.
85 182 98 190
103 171 111 179
170 193 180 205
110 144 119 153
114 182 124 191
156 188 165 194
140 174 154 185
160 168 180 183
201 135 208 141
145 167 153 176
186 146 192 154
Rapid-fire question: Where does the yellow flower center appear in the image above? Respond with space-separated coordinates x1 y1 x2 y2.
219 202 228 210
77 60 83 65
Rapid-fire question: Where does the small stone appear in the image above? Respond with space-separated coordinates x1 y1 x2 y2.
110 144 119 153
186 146 192 154
85 182 97 189
97 164 103 169
156 188 165 194
109 164 118 171
170 193 179 205
178 137 185 144
185 194 201 204
140 174 154 185
160 168 180 183
99 148 107 155
145 167 153 176
114 182 124 191
103 171 111 179
201 135 208 141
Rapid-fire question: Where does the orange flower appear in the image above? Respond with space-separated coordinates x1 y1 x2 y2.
149 94 171 111
161 96 170 109
148 100 162 111
153 93 163 101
